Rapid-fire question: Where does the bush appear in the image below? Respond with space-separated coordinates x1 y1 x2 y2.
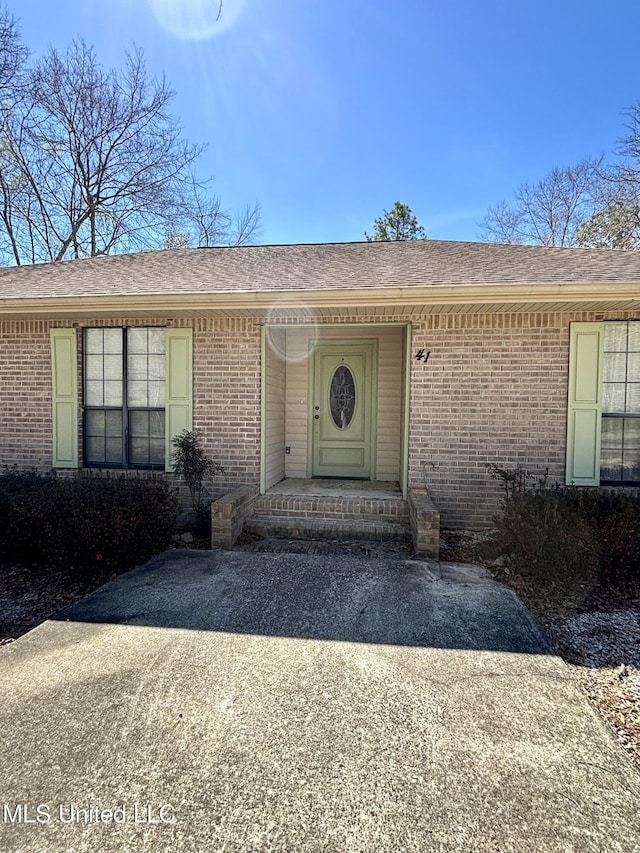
559 487 640 586
491 486 598 591
171 429 224 534
489 465 640 596
0 470 178 577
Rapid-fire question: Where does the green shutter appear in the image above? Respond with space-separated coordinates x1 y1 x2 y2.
50 328 78 468
165 327 193 471
566 322 603 486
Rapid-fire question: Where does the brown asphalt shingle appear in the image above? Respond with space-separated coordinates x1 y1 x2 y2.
2 239 640 301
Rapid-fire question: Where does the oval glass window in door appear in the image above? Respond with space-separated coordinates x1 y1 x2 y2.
329 365 356 429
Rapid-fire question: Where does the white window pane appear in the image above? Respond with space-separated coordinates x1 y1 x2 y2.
104 380 123 406
626 384 640 414
627 352 640 382
85 329 104 354
85 354 103 381
148 329 165 355
604 323 627 352
128 381 148 407
148 355 165 381
85 381 104 406
103 328 123 354
128 354 148 380
602 352 627 383
102 354 121 381
628 323 640 352
128 328 148 354
602 383 625 413
147 381 165 407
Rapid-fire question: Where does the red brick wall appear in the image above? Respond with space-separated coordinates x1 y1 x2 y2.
1 310 638 528
407 310 639 527
0 320 54 469
408 313 568 527
0 317 263 490
191 318 262 484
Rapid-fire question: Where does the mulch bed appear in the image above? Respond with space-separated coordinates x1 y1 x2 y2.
0 562 116 644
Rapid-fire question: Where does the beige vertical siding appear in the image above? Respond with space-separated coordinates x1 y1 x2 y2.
283 325 404 481
264 328 286 489
283 328 311 478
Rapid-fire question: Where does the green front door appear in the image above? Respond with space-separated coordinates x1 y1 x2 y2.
311 341 377 478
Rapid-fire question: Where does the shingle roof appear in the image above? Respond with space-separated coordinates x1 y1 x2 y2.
1 239 640 301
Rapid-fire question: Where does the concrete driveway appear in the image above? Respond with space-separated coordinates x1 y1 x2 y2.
1 550 639 853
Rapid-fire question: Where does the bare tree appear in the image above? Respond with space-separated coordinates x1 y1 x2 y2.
575 102 640 249
479 158 606 247
0 39 260 265
165 176 261 249
0 5 27 94
615 101 640 188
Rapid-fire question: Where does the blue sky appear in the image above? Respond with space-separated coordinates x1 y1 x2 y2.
8 0 640 245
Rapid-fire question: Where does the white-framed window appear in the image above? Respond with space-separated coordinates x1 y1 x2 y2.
566 321 640 486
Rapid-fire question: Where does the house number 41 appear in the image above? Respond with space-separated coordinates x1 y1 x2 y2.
415 349 431 364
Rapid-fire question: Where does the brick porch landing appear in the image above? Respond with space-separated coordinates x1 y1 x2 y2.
244 479 411 543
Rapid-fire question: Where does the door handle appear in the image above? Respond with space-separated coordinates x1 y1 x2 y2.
314 414 319 420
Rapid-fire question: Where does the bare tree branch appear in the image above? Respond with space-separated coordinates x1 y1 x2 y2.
163 174 262 248
0 34 262 264
479 158 607 247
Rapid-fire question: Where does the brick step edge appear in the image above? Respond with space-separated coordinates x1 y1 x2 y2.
253 497 407 513
244 516 411 543
252 507 410 523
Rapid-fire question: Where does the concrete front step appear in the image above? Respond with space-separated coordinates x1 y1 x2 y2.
244 515 411 543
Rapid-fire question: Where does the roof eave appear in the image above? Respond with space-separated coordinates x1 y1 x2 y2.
0 282 639 319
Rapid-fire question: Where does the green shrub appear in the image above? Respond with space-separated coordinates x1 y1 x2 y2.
0 471 178 577
171 429 224 534
488 465 640 595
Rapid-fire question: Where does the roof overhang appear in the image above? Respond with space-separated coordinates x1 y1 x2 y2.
1 282 639 320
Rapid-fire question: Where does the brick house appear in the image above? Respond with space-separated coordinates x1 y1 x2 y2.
1 239 639 554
